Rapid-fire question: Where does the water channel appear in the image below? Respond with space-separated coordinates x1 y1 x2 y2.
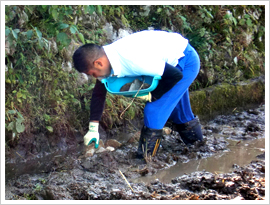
131 136 265 184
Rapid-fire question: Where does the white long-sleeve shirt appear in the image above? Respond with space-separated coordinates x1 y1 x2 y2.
103 30 188 77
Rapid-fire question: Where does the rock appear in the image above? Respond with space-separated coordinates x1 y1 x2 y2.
84 144 95 151
127 136 136 144
225 181 235 187
77 73 89 86
105 139 122 149
103 22 117 42
96 147 107 153
99 139 105 148
127 131 141 144
256 152 265 159
82 144 95 157
85 148 95 157
103 22 133 43
117 28 132 39
112 188 121 192
106 146 115 152
62 61 72 73
80 139 105 158
165 155 173 164
163 127 172 135
232 196 244 200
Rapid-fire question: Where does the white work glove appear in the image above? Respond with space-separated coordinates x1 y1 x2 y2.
84 122 100 148
136 92 152 102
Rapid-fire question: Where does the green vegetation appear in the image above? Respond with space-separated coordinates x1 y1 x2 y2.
122 5 265 89
5 5 265 147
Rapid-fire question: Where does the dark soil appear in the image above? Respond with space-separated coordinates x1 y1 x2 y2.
5 105 265 200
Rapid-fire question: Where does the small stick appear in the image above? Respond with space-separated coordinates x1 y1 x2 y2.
16 152 24 159
119 169 134 193
120 82 145 119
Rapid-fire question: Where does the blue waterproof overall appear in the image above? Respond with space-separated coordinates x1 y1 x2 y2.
144 43 200 129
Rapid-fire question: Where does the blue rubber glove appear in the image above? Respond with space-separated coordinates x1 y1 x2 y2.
84 122 100 148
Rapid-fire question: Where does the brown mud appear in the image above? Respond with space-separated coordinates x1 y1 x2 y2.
5 104 265 200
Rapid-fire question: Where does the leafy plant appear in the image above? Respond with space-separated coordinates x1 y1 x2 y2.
5 109 25 140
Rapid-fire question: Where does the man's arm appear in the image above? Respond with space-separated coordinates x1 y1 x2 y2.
90 79 107 122
151 63 183 101
83 80 106 148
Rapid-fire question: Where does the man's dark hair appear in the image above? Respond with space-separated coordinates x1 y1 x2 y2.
72 44 103 73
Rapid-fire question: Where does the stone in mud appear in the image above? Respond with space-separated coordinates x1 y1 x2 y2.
99 139 105 148
127 132 141 144
128 131 141 143
106 146 115 152
256 152 265 159
138 167 149 176
232 196 245 200
163 127 172 135
165 155 174 164
85 148 95 157
126 136 136 144
96 147 107 153
79 139 105 158
105 139 122 149
81 143 95 158
83 139 104 151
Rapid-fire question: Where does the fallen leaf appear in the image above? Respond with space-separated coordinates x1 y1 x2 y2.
189 194 199 200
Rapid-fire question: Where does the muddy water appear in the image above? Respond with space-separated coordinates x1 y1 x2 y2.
131 137 265 184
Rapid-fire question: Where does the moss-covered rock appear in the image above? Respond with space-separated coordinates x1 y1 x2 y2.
190 76 265 120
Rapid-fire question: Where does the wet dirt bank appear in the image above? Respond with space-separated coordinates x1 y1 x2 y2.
5 104 266 200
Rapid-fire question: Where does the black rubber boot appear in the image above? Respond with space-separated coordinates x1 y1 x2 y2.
174 116 203 145
137 125 163 158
